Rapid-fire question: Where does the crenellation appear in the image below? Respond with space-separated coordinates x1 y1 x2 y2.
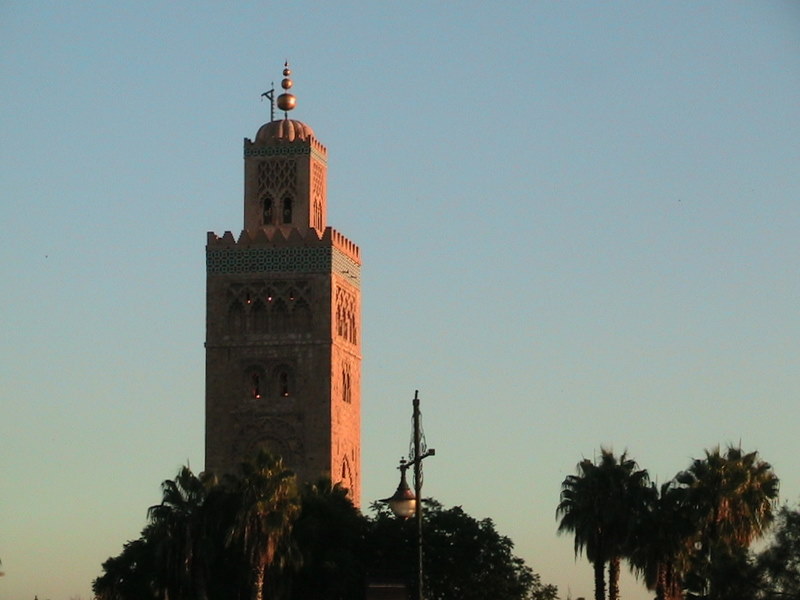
207 226 360 264
323 228 361 263
310 136 327 156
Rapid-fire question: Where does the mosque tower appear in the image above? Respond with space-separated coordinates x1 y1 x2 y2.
205 64 361 503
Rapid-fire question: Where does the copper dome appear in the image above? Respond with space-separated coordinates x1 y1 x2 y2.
255 119 315 143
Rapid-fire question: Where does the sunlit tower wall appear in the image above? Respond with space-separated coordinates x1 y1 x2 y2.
204 66 361 503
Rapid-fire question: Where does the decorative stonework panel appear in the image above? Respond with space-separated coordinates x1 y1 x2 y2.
335 286 358 346
311 161 325 231
257 159 297 201
226 280 313 334
233 411 305 466
341 453 353 492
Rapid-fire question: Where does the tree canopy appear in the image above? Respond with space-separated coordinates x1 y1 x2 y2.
753 501 800 599
368 499 558 600
94 456 556 600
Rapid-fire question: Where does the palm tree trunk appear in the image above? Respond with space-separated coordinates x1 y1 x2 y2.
608 556 620 600
250 561 266 600
593 560 606 600
194 563 209 600
655 562 666 600
666 563 683 600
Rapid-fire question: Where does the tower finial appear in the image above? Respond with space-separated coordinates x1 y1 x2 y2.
276 61 297 119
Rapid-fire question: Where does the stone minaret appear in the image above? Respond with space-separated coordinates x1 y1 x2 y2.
205 64 361 503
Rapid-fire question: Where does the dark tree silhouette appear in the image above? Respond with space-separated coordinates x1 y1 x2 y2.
557 449 650 600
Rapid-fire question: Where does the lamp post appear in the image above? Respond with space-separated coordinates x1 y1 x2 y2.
383 390 435 600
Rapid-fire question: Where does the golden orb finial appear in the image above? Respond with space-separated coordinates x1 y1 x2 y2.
277 61 296 115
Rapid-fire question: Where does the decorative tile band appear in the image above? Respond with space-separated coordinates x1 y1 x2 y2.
244 145 327 162
208 246 360 286
333 250 361 286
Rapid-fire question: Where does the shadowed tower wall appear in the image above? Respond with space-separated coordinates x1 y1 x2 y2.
204 94 361 503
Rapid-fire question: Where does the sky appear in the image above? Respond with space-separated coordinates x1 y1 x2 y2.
1 2 799 599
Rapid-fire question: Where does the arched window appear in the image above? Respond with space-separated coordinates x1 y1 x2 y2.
350 315 358 345
262 196 273 225
250 372 262 399
228 301 245 333
336 303 345 338
272 299 288 333
251 300 268 333
282 197 293 224
342 363 352 404
273 364 293 398
244 366 267 399
279 371 290 397
313 199 323 230
341 455 353 491
291 298 312 330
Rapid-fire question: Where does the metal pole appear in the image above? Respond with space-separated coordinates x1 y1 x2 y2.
413 390 423 600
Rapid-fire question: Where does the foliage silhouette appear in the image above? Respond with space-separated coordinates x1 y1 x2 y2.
94 457 556 600
557 449 650 600
559 445 781 600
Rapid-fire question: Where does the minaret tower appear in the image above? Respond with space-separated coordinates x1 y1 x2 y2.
205 64 361 502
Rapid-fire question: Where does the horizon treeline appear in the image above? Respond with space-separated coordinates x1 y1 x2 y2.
93 450 557 600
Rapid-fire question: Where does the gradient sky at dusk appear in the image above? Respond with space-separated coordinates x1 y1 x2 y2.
2 3 799 599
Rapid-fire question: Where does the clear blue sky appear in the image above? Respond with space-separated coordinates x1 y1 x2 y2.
2 2 798 599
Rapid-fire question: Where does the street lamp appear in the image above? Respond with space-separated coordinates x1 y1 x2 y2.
385 458 416 519
383 390 435 600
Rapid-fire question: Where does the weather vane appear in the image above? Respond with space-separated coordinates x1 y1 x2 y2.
260 84 275 122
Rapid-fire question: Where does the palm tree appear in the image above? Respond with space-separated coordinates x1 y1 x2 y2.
228 450 300 600
557 448 650 600
147 465 212 600
558 456 607 600
627 481 696 600
676 445 779 599
602 450 651 600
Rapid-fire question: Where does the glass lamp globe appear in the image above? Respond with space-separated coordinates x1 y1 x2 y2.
383 464 417 519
